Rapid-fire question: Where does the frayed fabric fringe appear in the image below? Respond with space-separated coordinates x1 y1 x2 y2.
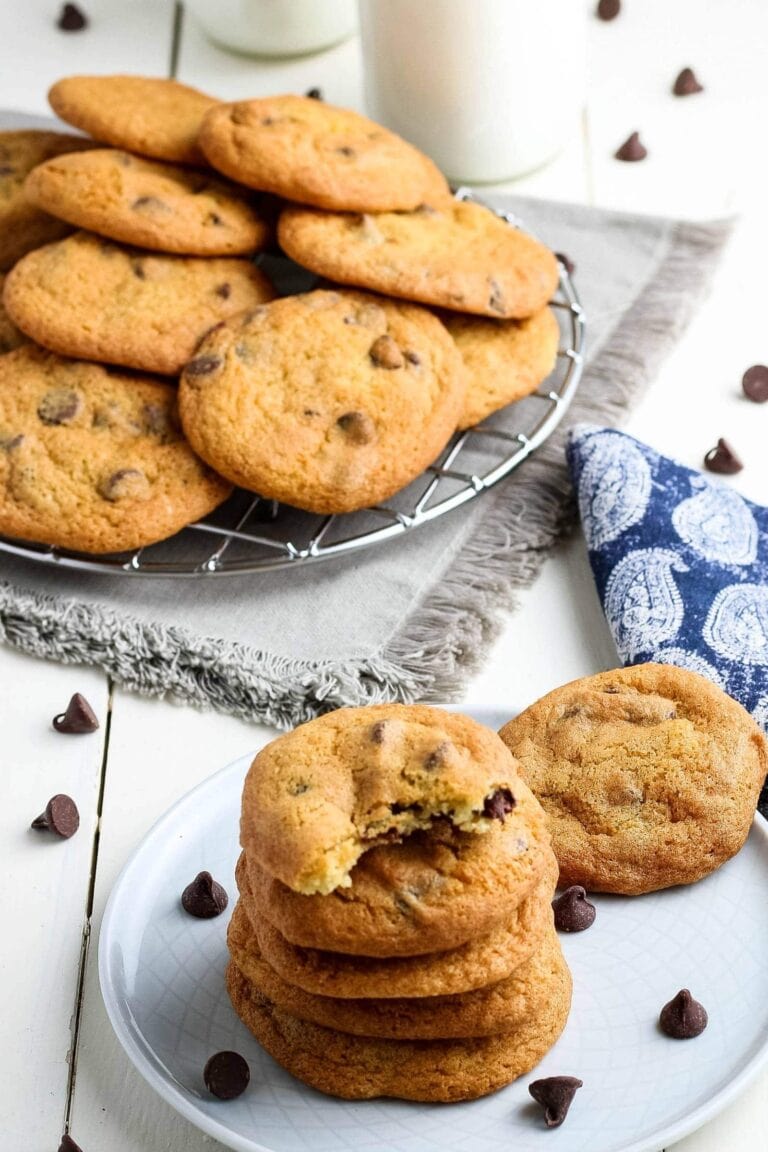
0 218 733 730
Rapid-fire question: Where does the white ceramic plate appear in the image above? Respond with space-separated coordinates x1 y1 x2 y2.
99 750 768 1152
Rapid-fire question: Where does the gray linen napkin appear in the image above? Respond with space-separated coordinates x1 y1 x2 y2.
0 170 731 726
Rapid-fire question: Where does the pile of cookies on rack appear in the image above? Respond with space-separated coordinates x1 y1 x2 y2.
0 75 561 553
227 704 571 1101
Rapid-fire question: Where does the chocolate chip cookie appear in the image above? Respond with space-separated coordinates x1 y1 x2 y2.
242 852 558 999
3 231 275 375
444 306 560 429
198 94 450 213
0 129 93 270
499 663 768 894
178 289 465 513
241 778 552 957
0 345 231 553
278 200 560 319
25 149 272 256
226 959 571 1101
229 901 566 1039
48 75 217 165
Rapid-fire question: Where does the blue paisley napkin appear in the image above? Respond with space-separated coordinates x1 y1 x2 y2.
568 424 768 812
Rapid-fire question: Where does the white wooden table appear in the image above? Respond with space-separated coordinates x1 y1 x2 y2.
2 2 767 1148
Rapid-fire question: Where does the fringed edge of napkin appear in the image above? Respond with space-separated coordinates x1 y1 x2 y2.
0 217 733 730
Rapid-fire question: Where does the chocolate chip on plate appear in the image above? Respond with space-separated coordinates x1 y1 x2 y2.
659 989 708 1038
53 692 99 733
596 0 620 20
704 437 743 474
615 132 647 162
31 794 80 839
483 787 516 821
742 364 768 403
673 67 704 97
552 885 596 932
305 87 323 100
181 870 229 918
58 1135 84 1152
203 1051 250 1099
57 3 87 31
529 1076 583 1128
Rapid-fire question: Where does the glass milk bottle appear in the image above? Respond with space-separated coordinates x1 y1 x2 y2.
358 0 586 183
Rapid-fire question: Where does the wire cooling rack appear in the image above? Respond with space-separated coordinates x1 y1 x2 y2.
0 192 585 577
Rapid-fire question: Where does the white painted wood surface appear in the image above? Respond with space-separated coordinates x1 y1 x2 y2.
1 1 767 1148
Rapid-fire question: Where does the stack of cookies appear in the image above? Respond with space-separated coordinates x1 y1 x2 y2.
226 704 571 1102
0 75 562 554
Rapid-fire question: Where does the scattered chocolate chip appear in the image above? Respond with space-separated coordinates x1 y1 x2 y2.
742 364 768 403
0 432 23 451
370 720 388 744
337 410 376 444
31 794 80 839
97 467 150 502
53 692 99 733
336 145 356 157
552 885 596 932
305 87 323 100
185 354 223 378
704 437 743 474
404 349 421 366
131 259 146 279
58 1135 83 1152
425 741 451 769
215 282 231 299
596 0 620 18
37 388 82 426
203 1051 250 1099
182 871 229 918
673 67 704 97
488 278 506 314
369 334 404 369
659 989 708 1038
57 3 87 31
529 1076 583 1128
483 787 516 820
615 132 647 161
131 195 167 211
556 252 576 276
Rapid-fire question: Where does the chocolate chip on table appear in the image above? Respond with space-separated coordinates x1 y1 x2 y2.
181 870 229 918
615 132 647 162
53 692 99 733
337 410 376 444
185 354 223 378
552 885 596 932
596 0 620 20
704 437 743 474
673 67 704 97
529 1076 583 1128
57 3 87 31
368 336 405 370
305 87 323 100
31 794 80 839
742 364 768 403
659 989 708 1038
482 787 516 820
203 1051 250 1099
37 388 82 426
555 252 576 276
58 1135 84 1152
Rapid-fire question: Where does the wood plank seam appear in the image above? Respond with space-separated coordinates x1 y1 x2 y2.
62 679 115 1137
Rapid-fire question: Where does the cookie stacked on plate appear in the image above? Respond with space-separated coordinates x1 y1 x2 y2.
227 704 571 1102
0 76 561 553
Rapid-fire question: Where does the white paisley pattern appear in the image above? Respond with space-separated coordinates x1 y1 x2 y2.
703 584 768 666
654 647 725 689
576 430 652 551
604 549 687 661
671 482 758 566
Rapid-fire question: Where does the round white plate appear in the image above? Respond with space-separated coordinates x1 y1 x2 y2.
99 751 768 1152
